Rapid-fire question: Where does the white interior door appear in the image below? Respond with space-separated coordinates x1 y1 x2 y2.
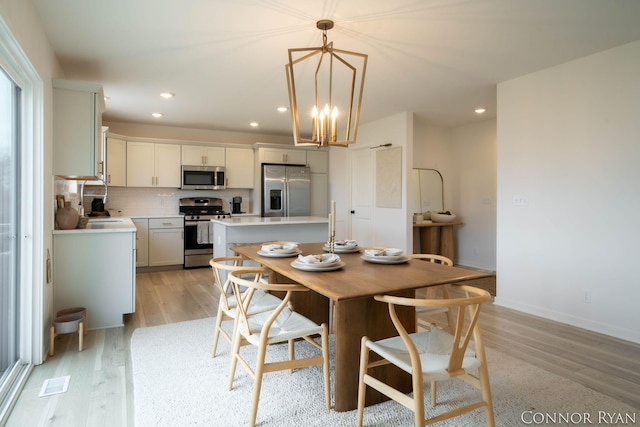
350 148 373 246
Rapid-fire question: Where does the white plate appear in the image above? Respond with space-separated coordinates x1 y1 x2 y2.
361 255 410 264
291 260 346 271
322 244 361 253
257 249 302 258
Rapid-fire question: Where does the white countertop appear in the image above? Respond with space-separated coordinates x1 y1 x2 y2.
53 217 137 234
212 216 329 227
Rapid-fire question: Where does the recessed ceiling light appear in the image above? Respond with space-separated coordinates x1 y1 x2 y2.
475 108 486 114
277 107 288 112
249 122 259 127
160 92 174 99
151 112 164 118
104 96 110 101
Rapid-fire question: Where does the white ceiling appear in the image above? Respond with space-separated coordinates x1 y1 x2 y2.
33 0 640 137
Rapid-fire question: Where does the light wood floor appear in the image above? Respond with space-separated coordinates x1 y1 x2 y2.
6 268 640 426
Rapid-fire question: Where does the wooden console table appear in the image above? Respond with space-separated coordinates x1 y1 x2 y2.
413 221 462 260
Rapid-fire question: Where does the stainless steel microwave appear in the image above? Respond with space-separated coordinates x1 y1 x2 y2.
181 165 226 190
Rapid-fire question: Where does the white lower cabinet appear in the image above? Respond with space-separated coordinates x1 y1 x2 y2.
53 231 135 329
132 218 149 267
148 217 184 266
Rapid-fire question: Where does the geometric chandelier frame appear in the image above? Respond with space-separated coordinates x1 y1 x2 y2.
286 20 368 147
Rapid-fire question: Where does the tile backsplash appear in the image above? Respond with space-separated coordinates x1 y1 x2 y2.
54 179 253 216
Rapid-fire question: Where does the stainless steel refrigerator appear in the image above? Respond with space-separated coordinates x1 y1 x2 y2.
262 164 311 217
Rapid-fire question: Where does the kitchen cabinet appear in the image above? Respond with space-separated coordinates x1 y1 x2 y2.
126 141 181 188
225 147 254 188
182 145 225 166
148 217 184 267
132 218 149 267
106 137 127 186
53 228 136 329
53 80 106 179
258 147 306 165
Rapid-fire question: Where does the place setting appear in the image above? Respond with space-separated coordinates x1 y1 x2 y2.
291 252 345 272
322 239 360 253
257 242 302 257
360 247 410 264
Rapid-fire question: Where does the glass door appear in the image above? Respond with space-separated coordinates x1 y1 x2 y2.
0 65 20 410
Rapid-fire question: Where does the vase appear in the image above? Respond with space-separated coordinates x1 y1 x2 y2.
56 201 80 230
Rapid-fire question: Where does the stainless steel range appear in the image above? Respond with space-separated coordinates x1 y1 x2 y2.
179 197 230 268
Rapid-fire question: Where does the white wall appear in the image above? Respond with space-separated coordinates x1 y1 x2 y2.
449 121 497 270
1 0 64 362
413 120 497 271
105 120 292 146
331 112 413 251
496 40 640 343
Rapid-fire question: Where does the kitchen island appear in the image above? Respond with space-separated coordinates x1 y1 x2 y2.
211 216 329 258
52 218 136 329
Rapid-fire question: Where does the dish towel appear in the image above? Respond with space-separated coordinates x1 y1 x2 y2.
196 222 211 244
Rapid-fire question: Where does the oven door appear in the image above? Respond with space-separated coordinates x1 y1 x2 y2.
183 220 214 268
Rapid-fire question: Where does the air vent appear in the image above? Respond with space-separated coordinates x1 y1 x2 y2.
39 376 70 397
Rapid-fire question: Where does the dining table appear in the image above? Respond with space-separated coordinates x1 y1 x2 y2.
231 242 493 412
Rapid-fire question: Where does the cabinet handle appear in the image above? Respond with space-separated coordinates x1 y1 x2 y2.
162 222 173 226
203 155 207 165
107 174 111 184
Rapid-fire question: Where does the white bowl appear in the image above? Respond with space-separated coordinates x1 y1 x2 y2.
384 248 403 256
431 212 457 223
53 313 84 334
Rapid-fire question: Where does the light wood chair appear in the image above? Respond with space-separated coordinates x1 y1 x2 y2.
409 254 455 332
357 284 495 427
209 256 281 358
227 267 331 427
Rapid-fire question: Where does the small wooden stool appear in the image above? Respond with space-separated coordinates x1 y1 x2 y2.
49 313 85 356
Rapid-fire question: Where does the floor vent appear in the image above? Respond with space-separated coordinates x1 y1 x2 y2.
39 376 70 397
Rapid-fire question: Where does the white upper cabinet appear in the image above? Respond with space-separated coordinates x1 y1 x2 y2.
225 147 254 189
105 137 127 186
52 80 105 179
181 145 225 166
258 147 307 165
126 141 181 188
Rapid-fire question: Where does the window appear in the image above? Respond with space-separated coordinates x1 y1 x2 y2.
0 53 21 422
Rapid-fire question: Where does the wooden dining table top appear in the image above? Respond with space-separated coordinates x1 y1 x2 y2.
232 242 492 301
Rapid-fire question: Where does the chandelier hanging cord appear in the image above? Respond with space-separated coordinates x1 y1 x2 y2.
317 19 333 52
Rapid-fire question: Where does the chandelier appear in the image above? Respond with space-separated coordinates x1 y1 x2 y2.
286 20 368 147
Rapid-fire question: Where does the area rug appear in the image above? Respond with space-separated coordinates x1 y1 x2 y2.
131 318 637 426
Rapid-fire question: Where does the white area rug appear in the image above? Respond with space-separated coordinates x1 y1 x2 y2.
131 318 637 426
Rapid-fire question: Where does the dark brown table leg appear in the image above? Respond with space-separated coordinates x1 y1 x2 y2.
332 292 414 412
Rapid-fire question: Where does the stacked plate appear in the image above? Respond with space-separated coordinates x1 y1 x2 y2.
291 253 345 271
257 242 301 257
322 239 360 253
361 248 410 264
